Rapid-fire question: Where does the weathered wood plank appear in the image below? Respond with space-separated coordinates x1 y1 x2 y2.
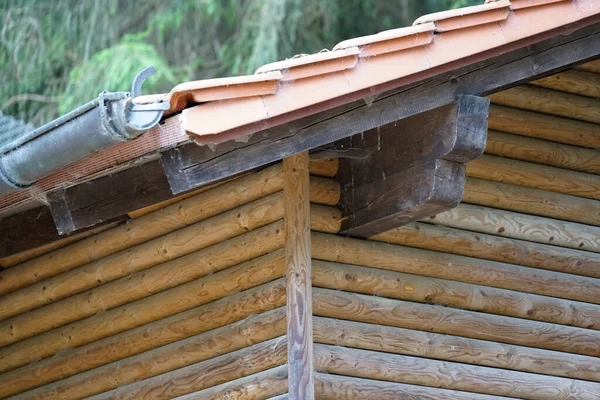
312 232 600 305
18 310 286 400
87 337 288 400
463 177 600 227
341 159 465 237
46 160 173 235
313 317 600 382
157 24 600 192
0 248 286 373
531 69 600 98
312 260 600 329
425 203 600 253
578 59 600 74
173 365 288 400
485 130 600 175
487 104 600 149
312 288 600 356
283 152 314 400
0 280 286 398
313 345 600 399
373 222 600 278
466 154 600 200
315 374 512 400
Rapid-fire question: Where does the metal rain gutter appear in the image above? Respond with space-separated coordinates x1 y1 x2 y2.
0 66 169 198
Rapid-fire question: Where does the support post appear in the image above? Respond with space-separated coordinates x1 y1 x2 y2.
283 151 314 399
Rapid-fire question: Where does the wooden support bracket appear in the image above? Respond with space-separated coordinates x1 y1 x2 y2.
337 95 489 238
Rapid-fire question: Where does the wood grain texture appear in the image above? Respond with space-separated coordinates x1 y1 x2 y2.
0 192 287 326
0 163 286 296
487 104 600 149
0 280 286 398
426 203 600 253
308 158 339 178
489 85 600 124
373 222 600 278
0 249 286 373
315 374 514 400
485 130 600 175
1 222 285 344
578 60 600 74
531 69 600 98
312 260 600 329
313 345 600 399
463 177 600 227
0 221 118 269
87 336 288 400
313 289 600 356
19 309 286 400
312 232 600 305
467 154 600 200
283 152 314 400
313 317 600 382
172 365 287 400
0 165 337 296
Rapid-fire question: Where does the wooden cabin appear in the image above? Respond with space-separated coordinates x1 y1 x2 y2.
1 1 600 399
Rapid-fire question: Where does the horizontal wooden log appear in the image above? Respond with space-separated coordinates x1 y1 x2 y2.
373 222 600 278
464 177 600 227
0 280 286 398
0 192 285 325
489 85 600 124
315 373 512 400
0 221 118 269
87 336 288 400
312 260 600 329
20 309 286 400
0 184 338 324
531 69 600 98
0 163 336 296
308 157 339 178
487 105 600 149
314 344 600 399
0 248 286 373
578 60 600 74
313 317 600 382
173 365 288 400
426 203 600 253
312 288 600 357
467 154 600 200
485 130 600 175
312 232 600 305
1 221 286 346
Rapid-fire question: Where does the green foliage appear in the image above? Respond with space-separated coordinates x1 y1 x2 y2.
0 0 481 126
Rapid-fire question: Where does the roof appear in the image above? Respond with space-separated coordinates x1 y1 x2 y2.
136 0 600 145
0 112 34 149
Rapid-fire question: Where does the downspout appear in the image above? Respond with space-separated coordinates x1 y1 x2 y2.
0 67 168 197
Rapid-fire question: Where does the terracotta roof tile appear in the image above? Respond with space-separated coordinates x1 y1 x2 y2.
255 47 360 81
146 0 600 144
414 1 510 32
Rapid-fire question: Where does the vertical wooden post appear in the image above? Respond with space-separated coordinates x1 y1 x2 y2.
283 151 315 399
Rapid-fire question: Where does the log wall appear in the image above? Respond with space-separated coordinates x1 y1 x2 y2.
0 159 341 399
312 63 600 399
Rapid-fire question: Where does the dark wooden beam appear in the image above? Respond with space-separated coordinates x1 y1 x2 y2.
47 160 173 235
336 95 488 238
161 20 600 194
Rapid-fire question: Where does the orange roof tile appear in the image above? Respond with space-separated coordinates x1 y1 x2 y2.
168 0 600 145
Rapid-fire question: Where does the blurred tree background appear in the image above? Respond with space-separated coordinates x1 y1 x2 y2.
0 0 479 126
